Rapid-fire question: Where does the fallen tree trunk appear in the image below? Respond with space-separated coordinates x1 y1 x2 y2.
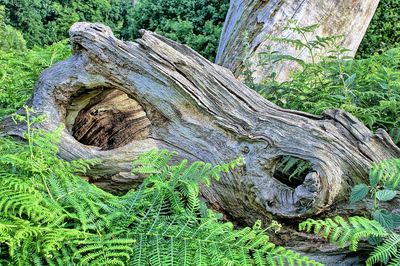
1 22 399 262
216 0 380 82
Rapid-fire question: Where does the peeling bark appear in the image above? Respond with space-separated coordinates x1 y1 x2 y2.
1 22 398 262
216 0 380 82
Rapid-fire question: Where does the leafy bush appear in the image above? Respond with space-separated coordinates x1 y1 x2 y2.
0 0 132 47
0 41 70 118
0 109 322 265
0 6 26 52
357 0 400 58
247 22 400 145
1 0 228 61
121 0 229 61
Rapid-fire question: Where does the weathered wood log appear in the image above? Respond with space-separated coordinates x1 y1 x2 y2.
1 22 399 262
216 0 380 82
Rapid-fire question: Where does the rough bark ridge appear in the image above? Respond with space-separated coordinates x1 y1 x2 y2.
1 22 399 261
216 0 380 82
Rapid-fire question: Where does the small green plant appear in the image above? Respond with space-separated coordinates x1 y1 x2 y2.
299 159 400 265
300 215 400 266
273 156 312 187
261 21 345 66
0 108 322 265
350 159 400 230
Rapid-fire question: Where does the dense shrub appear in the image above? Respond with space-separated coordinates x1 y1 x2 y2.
357 0 400 57
0 41 70 118
121 0 229 61
0 0 132 47
248 23 400 145
0 0 228 61
0 6 26 52
263 48 400 144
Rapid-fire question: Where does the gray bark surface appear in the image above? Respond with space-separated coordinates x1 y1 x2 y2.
1 22 398 261
216 0 380 82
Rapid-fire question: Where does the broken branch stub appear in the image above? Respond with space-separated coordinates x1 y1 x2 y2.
1 23 399 226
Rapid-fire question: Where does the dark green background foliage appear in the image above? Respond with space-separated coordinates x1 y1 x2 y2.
357 0 400 58
122 0 229 61
0 6 26 52
0 8 71 118
0 0 398 61
0 0 132 47
0 0 228 61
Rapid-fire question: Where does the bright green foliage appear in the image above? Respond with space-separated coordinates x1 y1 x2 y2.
299 216 388 251
0 108 132 265
248 22 400 145
0 0 132 47
350 159 400 206
0 41 70 118
349 184 370 204
122 0 229 61
349 159 400 231
300 159 400 265
0 109 321 265
357 0 400 58
300 216 400 266
369 159 400 191
367 233 400 266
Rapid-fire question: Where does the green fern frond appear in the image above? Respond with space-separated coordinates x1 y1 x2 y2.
366 233 400 266
123 218 322 266
299 216 388 251
0 112 321 265
370 159 400 190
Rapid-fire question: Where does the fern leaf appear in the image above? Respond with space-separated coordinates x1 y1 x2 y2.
299 216 388 251
367 233 400 266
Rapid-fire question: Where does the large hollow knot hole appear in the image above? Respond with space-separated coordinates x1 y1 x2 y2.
273 156 312 189
268 156 320 214
66 87 151 150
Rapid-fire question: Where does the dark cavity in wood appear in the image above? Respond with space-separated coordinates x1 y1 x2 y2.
66 88 150 150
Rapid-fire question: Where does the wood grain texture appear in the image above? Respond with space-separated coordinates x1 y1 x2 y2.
1 22 398 261
70 89 150 150
216 0 380 82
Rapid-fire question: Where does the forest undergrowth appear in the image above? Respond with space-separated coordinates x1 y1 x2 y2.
0 1 400 265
